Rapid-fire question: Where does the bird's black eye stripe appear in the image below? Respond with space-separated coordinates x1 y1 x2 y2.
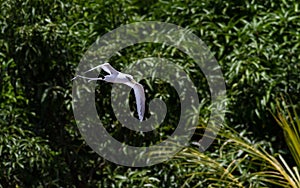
126 76 132 81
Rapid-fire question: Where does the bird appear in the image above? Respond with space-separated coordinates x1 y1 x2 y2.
72 63 145 122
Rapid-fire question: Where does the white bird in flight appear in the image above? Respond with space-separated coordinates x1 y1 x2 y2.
72 63 145 122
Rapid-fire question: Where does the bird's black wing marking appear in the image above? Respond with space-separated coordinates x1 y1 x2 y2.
133 83 145 122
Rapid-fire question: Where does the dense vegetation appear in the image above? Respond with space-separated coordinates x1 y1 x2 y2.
1 0 299 187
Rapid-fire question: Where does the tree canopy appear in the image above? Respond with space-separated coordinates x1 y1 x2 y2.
1 0 299 187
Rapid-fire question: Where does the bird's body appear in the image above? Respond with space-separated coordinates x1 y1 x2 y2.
72 63 145 122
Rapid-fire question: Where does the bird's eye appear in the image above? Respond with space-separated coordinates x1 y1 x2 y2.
126 76 133 81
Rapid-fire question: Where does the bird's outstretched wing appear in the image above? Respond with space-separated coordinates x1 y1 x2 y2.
133 83 145 122
71 75 103 81
83 63 119 75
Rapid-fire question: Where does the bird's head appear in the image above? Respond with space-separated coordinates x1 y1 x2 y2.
125 75 134 82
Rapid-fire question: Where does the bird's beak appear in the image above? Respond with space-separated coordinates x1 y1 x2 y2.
71 76 78 81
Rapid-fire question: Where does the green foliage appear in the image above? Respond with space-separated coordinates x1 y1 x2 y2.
0 57 60 187
1 0 299 187
146 0 300 132
0 126 60 187
175 126 300 187
273 98 300 169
